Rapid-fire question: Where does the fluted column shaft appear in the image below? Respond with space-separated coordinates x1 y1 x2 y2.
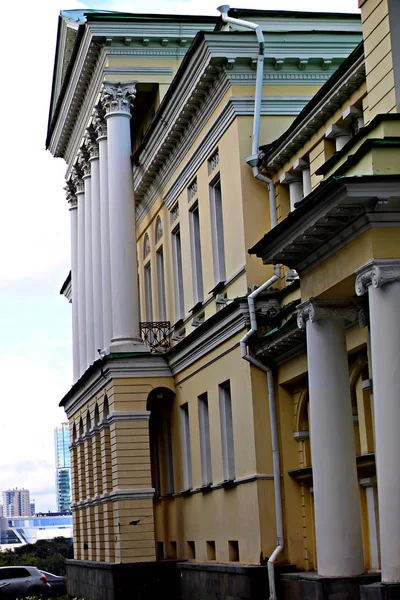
81 153 95 367
356 259 400 583
101 82 145 353
72 170 87 375
87 128 104 357
65 182 80 382
298 299 364 577
93 106 112 351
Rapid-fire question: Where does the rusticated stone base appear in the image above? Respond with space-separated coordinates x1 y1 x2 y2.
360 582 400 600
280 571 381 600
66 559 293 600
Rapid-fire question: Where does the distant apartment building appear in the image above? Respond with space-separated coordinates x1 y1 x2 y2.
55 423 72 513
2 489 31 517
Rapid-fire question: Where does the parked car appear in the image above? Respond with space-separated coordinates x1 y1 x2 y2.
0 566 50 598
39 571 67 597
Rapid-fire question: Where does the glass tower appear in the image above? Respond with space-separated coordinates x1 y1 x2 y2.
54 423 71 513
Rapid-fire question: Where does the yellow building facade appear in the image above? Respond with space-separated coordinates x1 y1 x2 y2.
44 6 379 600
249 0 400 598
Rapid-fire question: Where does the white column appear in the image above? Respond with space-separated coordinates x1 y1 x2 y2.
280 172 303 211
86 127 103 357
65 181 80 382
101 82 146 353
93 105 112 351
360 478 380 571
79 148 95 366
298 299 364 577
356 259 400 583
72 168 87 375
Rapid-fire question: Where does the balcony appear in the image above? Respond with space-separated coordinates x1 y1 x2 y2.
140 321 171 352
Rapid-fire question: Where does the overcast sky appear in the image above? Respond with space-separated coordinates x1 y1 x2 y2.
0 0 359 513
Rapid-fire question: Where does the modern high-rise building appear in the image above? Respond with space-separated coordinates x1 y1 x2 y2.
54 423 71 513
2 489 31 517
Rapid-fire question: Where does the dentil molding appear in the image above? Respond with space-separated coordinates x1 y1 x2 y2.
355 259 400 296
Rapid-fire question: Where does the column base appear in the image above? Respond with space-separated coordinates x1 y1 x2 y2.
360 582 400 600
108 337 150 354
280 572 381 600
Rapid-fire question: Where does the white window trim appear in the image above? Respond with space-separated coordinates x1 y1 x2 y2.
198 393 212 486
219 381 235 481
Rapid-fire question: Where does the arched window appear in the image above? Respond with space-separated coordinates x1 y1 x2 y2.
72 423 77 442
155 216 163 243
79 417 84 439
86 410 91 433
103 396 109 421
144 233 150 259
94 404 100 426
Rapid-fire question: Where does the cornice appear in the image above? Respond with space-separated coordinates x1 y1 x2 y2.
72 487 155 509
61 353 171 418
255 317 306 366
262 49 365 172
154 96 311 216
251 177 400 274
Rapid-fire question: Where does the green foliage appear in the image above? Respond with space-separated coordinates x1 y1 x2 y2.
0 537 73 575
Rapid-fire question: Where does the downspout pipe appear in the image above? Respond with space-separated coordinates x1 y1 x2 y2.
217 5 277 230
239 264 284 600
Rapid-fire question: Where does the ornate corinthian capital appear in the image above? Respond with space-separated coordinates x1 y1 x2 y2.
93 104 107 139
77 145 91 177
355 259 400 296
297 298 359 329
71 166 84 194
84 126 99 160
100 81 137 116
64 180 77 209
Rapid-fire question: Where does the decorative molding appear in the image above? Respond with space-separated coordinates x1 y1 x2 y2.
71 166 84 194
62 354 172 418
297 298 359 329
77 145 90 177
92 104 107 140
84 125 99 160
73 488 155 508
264 51 365 171
64 180 77 209
104 66 173 75
101 81 137 116
137 94 312 219
108 411 151 424
355 259 400 296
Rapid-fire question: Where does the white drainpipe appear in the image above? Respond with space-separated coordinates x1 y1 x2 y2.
217 6 284 599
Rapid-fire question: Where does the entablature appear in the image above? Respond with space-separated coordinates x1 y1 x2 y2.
249 176 400 274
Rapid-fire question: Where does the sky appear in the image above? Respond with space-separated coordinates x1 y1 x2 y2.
0 0 359 513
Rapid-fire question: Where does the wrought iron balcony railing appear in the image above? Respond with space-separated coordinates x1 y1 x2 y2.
140 321 171 352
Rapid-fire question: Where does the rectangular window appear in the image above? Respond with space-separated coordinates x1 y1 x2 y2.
156 247 167 321
219 380 235 481
162 417 174 495
172 225 185 321
144 262 153 321
189 202 204 304
209 174 226 285
198 393 212 485
180 403 192 490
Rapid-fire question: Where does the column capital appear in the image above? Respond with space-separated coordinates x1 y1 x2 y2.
355 259 400 296
78 144 91 178
71 166 84 194
101 81 137 117
64 180 78 210
84 126 99 160
297 298 358 329
93 104 107 140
